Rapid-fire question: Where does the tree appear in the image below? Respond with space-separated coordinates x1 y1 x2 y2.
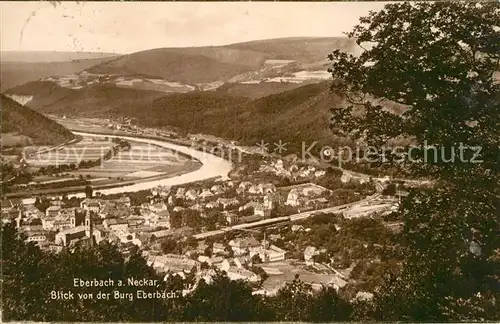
251 254 263 265
161 237 180 254
185 236 198 248
1 223 174 321
271 274 313 321
309 286 353 321
381 183 396 196
84 185 93 198
169 212 183 229
182 270 271 321
328 2 499 321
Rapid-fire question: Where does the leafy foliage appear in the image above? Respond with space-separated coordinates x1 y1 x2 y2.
328 1 500 321
1 94 75 147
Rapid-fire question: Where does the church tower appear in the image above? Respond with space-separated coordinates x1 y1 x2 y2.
84 210 94 247
264 192 274 210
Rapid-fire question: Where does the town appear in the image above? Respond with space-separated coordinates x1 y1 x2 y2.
2 136 406 299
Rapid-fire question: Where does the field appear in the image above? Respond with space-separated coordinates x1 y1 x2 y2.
52 117 121 134
1 132 33 147
259 260 347 293
6 135 202 198
72 142 198 180
115 77 195 93
265 70 331 83
25 136 200 181
26 137 115 166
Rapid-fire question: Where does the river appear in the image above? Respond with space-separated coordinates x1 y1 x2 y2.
22 131 233 204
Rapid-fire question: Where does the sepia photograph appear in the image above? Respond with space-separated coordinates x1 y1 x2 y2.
0 0 499 322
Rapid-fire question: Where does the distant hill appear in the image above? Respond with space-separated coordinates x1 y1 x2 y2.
114 82 352 153
86 49 259 84
7 80 350 153
215 81 316 99
0 56 119 92
226 37 359 62
1 51 119 63
87 37 357 84
6 81 167 116
1 94 75 147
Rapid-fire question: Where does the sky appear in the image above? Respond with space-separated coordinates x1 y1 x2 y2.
1 1 388 54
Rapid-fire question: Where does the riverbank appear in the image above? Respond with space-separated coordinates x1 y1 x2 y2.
21 131 233 204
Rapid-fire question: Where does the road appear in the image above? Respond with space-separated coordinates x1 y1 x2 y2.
193 193 383 240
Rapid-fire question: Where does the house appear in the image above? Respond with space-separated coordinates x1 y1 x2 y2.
216 197 240 209
268 233 282 241
248 185 260 195
1 198 22 212
264 245 286 262
61 207 78 219
205 201 219 209
152 185 171 197
254 203 271 218
234 257 244 268
23 205 44 219
304 246 318 265
258 183 276 194
238 201 259 212
42 218 56 230
175 187 186 198
197 255 210 265
197 241 208 254
355 291 374 301
238 181 253 191
135 233 152 246
116 196 131 207
81 199 101 213
69 211 87 228
151 254 200 273
141 211 158 226
314 170 326 178
229 237 261 256
128 217 145 228
53 219 72 231
212 243 226 255
149 202 168 213
306 275 348 292
199 189 214 200
210 185 224 194
208 256 224 266
50 200 65 207
286 189 301 206
149 230 171 240
224 212 239 225
184 189 198 201
104 218 129 232
25 232 47 245
340 173 352 183
157 217 170 228
55 226 86 246
225 267 260 283
45 206 61 218
238 215 262 224
217 259 231 271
